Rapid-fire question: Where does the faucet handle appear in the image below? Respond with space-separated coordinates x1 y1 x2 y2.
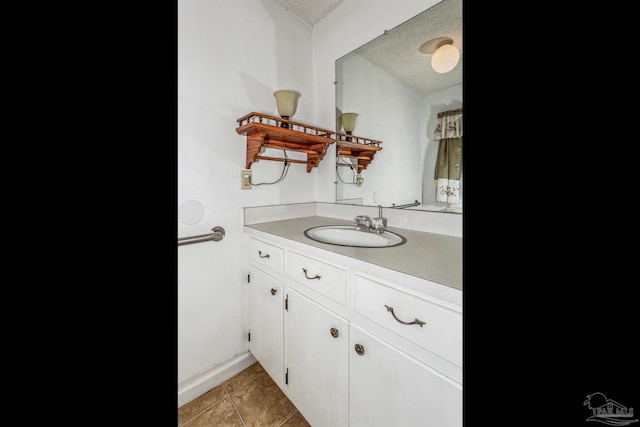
373 206 387 230
371 217 386 233
353 215 371 230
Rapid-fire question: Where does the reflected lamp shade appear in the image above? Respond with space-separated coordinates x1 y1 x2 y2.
273 90 297 119
431 43 460 74
341 113 358 133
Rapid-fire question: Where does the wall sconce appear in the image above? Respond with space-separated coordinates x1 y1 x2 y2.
273 90 298 128
419 37 460 74
341 112 358 141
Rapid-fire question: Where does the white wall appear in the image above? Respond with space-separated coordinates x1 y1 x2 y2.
178 0 318 405
336 50 462 209
312 0 441 202
336 52 423 206
178 0 448 406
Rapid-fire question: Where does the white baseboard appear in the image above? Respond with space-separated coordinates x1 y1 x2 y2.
178 351 257 408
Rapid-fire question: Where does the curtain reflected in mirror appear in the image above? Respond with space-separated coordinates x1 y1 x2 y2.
433 109 462 212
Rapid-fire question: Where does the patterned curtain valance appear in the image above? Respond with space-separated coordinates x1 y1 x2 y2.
434 108 462 140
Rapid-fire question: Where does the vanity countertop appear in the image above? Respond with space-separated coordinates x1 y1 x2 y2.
244 215 462 307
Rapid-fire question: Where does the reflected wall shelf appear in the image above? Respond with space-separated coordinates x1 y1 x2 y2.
336 138 383 172
236 112 382 173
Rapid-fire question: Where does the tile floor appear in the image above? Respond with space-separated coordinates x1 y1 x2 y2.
178 361 311 427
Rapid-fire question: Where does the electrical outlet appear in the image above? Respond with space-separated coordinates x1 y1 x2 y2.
241 170 252 190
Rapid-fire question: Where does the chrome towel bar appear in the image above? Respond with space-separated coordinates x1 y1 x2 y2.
391 200 420 209
178 226 225 246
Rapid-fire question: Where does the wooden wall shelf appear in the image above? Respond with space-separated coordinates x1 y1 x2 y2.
236 112 382 173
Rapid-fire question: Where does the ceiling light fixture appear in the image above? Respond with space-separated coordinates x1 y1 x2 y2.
419 37 460 74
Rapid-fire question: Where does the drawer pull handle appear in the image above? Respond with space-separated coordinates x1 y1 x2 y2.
384 305 425 327
302 268 321 280
330 327 339 338
258 251 270 258
354 344 365 355
271 288 277 295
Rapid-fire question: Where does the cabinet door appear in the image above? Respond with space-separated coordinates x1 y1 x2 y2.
350 324 462 427
284 288 349 427
248 266 283 388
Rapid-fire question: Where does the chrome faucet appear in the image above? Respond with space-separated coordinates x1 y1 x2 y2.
371 206 387 234
353 215 372 231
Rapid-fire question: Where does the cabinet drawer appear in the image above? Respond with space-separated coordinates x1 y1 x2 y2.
286 251 347 305
354 275 461 367
248 238 283 275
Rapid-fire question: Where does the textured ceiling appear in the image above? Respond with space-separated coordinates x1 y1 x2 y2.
271 0 462 96
351 0 462 95
271 0 346 25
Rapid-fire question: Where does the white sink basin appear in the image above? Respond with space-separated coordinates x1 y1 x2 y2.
304 225 406 248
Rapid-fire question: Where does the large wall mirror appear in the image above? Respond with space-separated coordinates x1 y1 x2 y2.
335 0 462 213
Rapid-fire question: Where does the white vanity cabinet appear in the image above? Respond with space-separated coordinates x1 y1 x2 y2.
286 250 347 305
247 238 284 388
284 288 349 427
349 324 462 427
245 232 462 427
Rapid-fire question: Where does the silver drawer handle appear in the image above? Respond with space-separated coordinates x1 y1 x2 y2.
258 251 270 258
384 305 425 327
302 268 321 280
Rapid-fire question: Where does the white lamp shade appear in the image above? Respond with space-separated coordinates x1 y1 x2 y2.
431 43 460 74
273 90 297 117
341 113 358 133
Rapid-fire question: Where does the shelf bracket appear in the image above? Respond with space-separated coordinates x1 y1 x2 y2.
246 131 266 170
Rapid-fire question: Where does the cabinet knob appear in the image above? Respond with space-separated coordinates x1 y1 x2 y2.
354 344 365 355
330 327 339 338
270 288 277 295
